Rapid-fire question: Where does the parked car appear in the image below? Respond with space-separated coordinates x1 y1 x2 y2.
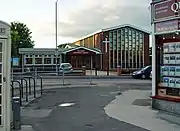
132 65 152 79
59 63 73 74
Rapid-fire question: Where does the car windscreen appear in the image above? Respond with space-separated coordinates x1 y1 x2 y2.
141 66 151 71
61 64 71 68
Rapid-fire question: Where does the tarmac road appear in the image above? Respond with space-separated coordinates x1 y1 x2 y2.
21 83 151 131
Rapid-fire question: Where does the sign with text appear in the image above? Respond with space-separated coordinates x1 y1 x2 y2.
12 58 19 66
153 0 180 20
72 49 90 55
155 19 180 33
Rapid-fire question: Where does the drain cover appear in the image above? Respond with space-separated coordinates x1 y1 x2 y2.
132 99 151 106
59 103 76 107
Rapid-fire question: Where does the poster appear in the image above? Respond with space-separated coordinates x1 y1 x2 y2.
163 54 169 64
12 58 19 66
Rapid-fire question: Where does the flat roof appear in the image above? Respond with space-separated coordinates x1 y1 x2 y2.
73 24 150 43
19 46 101 55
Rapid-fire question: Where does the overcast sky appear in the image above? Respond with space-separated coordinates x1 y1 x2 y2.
1 0 151 48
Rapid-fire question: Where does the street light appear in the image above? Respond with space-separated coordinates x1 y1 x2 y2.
55 0 59 75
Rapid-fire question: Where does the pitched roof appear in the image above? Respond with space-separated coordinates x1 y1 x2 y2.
102 24 150 34
62 46 101 54
73 24 150 43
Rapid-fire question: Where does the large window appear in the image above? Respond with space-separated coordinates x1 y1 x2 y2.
35 58 42 64
157 42 180 98
113 31 117 50
25 58 33 64
109 31 113 49
44 58 52 64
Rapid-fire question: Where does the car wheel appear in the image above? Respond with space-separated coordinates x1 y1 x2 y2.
141 74 146 79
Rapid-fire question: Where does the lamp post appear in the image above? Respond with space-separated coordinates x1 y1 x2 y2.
55 0 59 75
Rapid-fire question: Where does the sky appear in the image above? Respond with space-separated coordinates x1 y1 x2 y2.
0 0 152 48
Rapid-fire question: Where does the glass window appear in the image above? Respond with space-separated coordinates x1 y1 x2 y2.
0 43 2 52
0 65 2 73
44 58 52 64
129 36 132 41
132 38 135 43
139 33 143 39
0 54 2 62
125 28 128 33
0 75 2 84
25 58 33 64
129 30 132 36
53 58 60 64
132 30 135 38
129 41 132 45
0 85 1 94
140 38 143 43
35 58 42 64
125 38 128 43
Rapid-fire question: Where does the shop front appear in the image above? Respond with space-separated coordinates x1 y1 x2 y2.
151 0 180 115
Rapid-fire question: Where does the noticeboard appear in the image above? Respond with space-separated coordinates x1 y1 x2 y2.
12 58 19 66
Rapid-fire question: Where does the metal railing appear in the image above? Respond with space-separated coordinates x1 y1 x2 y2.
11 74 43 106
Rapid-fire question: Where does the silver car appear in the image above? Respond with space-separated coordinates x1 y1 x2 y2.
59 63 73 74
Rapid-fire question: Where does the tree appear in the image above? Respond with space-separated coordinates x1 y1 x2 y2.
11 21 34 57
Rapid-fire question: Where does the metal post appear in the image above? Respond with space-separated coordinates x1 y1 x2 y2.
55 0 58 75
107 52 109 76
28 78 31 95
40 77 43 94
62 69 64 85
89 55 92 85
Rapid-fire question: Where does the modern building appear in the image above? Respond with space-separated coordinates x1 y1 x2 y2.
18 46 101 71
73 24 150 70
18 24 150 71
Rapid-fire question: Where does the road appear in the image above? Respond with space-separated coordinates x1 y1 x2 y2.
21 79 151 131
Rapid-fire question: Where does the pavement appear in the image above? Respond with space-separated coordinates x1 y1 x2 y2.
13 70 130 79
105 90 180 131
15 78 180 131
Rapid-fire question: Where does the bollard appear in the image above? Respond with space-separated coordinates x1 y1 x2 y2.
82 66 86 76
117 65 121 76
12 97 21 130
95 68 98 76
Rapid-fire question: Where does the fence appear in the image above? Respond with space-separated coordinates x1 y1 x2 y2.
11 73 43 106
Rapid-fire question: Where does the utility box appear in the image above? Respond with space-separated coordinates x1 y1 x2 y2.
0 20 11 131
12 97 21 130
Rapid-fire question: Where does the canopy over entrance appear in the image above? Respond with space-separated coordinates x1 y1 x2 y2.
62 46 101 55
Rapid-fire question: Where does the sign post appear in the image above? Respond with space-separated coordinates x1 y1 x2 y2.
103 37 110 76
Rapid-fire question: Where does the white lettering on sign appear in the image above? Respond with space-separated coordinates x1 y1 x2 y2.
171 2 180 13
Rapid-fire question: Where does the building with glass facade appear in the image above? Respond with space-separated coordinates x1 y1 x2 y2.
73 24 150 70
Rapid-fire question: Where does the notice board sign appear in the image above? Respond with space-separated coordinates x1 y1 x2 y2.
153 0 180 21
155 19 180 33
12 58 19 66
